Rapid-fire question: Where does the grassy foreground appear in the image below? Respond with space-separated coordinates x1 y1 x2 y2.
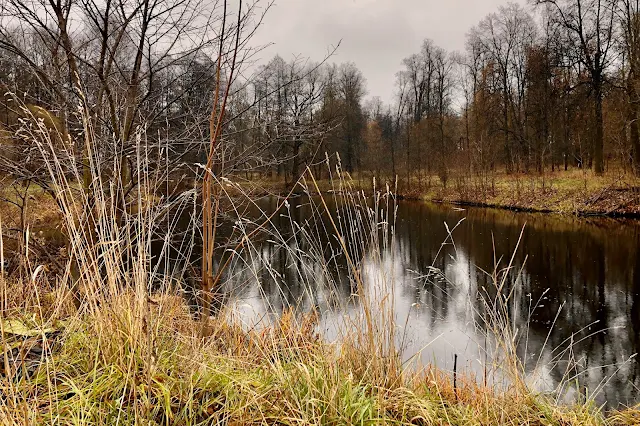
0 283 638 426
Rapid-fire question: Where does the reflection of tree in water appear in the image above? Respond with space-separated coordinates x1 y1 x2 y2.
628 247 640 399
222 195 372 316
213 197 640 408
394 202 640 408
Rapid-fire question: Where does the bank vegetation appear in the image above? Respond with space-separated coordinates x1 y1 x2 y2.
1 0 640 424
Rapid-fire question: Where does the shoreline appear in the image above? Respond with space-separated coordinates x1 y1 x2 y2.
248 171 640 219
403 196 640 219
255 186 640 219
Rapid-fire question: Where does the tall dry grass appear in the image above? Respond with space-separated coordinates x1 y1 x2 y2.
0 98 637 425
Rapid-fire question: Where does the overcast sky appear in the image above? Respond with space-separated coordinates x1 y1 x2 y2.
250 0 527 105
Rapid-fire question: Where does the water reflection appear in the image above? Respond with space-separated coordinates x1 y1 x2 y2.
218 197 640 408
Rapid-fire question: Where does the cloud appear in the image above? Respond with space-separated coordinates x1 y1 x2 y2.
250 0 526 104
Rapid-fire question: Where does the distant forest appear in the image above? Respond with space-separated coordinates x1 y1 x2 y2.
1 0 640 190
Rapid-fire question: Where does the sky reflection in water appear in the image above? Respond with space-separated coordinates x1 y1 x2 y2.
221 198 640 408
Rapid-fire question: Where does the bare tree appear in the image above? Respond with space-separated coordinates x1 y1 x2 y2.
619 0 640 174
433 51 454 186
472 3 537 172
337 63 366 173
534 0 618 174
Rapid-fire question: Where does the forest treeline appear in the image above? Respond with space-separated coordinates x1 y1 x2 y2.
1 0 640 192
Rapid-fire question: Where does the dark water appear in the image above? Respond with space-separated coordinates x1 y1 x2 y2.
208 196 640 408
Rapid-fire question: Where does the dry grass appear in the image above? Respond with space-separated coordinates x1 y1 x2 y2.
418 169 640 215
1 284 635 426
0 98 639 425
254 168 640 216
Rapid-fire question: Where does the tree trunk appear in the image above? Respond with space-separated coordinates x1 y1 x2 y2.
503 76 512 174
632 111 640 175
406 125 411 188
594 78 605 175
292 146 300 184
629 78 640 175
291 120 301 183
390 137 397 179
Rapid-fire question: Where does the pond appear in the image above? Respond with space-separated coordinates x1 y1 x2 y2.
195 195 640 409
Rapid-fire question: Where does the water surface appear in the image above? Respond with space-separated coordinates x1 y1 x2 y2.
214 197 640 408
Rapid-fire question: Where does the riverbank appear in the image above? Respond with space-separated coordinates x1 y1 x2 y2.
409 170 640 218
2 287 639 425
251 169 640 218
